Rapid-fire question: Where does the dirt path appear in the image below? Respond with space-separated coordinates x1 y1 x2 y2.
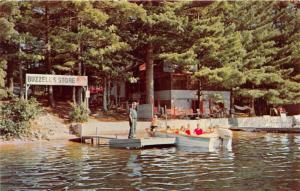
39 99 128 123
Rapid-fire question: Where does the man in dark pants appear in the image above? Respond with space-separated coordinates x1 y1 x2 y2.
128 102 138 139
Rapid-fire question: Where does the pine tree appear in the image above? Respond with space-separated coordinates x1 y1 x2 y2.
123 1 190 108
1 1 298 114
178 2 246 111
47 2 135 110
271 1 300 105
0 2 44 99
230 1 296 113
0 2 19 98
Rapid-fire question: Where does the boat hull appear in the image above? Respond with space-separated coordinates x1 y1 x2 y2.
154 131 232 152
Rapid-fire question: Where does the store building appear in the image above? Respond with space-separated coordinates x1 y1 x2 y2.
125 63 231 118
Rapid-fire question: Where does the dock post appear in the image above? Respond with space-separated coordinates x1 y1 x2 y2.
96 127 99 145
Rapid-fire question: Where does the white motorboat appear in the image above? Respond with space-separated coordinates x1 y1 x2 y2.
149 127 232 152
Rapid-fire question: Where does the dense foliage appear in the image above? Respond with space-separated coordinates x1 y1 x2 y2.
69 103 89 123
0 1 299 114
0 98 42 139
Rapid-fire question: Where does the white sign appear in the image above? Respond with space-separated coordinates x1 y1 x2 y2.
26 74 88 86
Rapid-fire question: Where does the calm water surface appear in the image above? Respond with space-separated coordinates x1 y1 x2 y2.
1 132 300 191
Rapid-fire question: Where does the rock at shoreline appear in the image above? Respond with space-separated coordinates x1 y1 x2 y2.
29 113 76 141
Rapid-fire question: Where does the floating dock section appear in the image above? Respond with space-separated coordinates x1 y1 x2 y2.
77 123 176 149
109 137 176 149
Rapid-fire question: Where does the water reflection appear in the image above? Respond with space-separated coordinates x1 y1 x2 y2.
1 132 300 190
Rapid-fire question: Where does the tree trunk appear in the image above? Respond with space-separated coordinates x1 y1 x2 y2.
107 77 111 109
19 62 24 99
251 98 255 116
103 77 108 111
146 1 154 109
48 73 55 107
197 63 201 111
76 48 82 105
59 86 63 98
18 37 24 100
45 5 55 107
76 87 82 105
76 66 83 105
116 82 119 106
146 42 154 105
82 65 86 104
72 87 76 104
250 85 256 116
7 61 14 93
76 19 83 105
230 89 234 116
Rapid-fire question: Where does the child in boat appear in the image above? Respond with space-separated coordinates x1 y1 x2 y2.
166 126 172 133
150 115 158 132
179 125 186 135
194 123 204 135
207 126 215 133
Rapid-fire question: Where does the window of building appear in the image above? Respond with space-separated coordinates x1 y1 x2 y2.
171 75 187 90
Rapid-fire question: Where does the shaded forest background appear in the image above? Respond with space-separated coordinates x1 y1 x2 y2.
0 1 299 114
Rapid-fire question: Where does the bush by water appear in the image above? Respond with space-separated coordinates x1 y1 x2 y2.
69 104 89 123
0 98 42 139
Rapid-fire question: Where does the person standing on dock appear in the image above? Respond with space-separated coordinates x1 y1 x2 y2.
128 102 138 139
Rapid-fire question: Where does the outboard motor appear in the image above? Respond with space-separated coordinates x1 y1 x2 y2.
216 127 233 151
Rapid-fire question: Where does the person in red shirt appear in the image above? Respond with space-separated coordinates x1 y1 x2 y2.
185 126 191 136
194 123 204 135
185 129 191 136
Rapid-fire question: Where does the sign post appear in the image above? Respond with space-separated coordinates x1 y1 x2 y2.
85 90 90 111
25 84 30 101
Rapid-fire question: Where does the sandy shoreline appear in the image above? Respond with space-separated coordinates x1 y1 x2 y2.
0 139 46 146
0 136 76 146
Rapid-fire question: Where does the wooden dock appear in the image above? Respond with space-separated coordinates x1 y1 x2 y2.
109 137 176 149
80 135 116 145
253 127 300 133
78 125 175 149
79 135 176 149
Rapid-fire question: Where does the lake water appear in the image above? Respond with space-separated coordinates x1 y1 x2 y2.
1 132 300 191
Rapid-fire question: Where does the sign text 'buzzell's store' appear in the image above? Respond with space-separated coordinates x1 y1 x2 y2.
26 74 88 86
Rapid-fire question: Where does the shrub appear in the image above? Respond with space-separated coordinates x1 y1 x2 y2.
69 103 89 123
0 98 42 139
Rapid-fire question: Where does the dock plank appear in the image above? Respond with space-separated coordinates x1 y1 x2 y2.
109 137 176 149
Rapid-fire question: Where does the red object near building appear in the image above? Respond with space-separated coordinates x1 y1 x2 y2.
89 86 103 94
139 63 146 71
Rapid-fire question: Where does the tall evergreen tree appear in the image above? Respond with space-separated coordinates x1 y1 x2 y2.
164 2 246 111
191 2 246 109
48 1 134 110
0 2 19 98
125 1 189 108
1 1 299 115
271 1 300 105
230 1 295 113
